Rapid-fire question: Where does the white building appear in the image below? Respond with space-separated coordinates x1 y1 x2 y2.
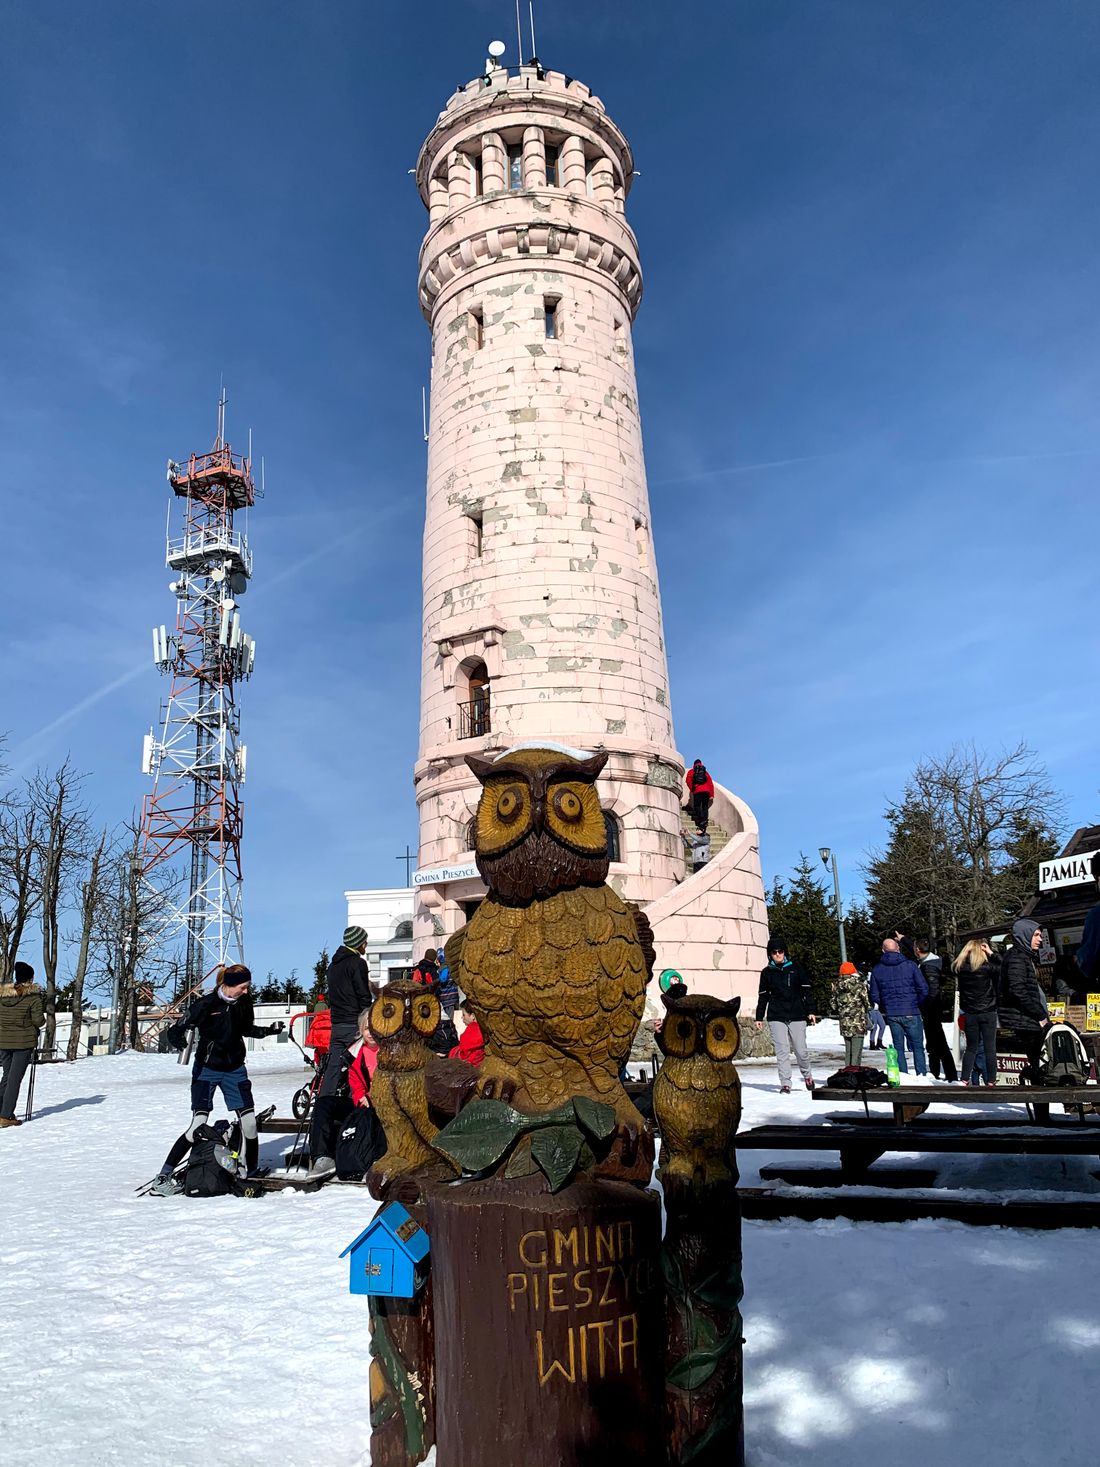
344 886 417 987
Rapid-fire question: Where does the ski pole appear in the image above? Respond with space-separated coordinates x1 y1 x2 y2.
23 1050 39 1123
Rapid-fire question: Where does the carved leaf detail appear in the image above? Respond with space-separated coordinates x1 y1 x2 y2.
531 1124 585 1192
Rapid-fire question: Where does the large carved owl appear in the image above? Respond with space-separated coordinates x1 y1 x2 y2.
447 744 654 1132
653 992 742 1187
366 979 456 1195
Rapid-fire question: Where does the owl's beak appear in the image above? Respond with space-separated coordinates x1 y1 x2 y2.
531 796 547 835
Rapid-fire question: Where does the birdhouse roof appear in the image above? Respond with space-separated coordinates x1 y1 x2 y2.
338 1202 430 1263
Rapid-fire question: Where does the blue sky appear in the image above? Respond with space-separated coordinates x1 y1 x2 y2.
2 0 1097 985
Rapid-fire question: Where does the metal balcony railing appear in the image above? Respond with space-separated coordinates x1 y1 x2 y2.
458 695 491 739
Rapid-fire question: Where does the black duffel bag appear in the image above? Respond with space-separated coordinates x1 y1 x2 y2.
335 1106 386 1180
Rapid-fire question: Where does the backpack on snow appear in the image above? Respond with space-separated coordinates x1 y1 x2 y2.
1036 1023 1092 1088
183 1120 246 1197
335 1107 387 1180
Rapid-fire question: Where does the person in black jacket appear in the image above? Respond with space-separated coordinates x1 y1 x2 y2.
320 926 373 1097
952 939 1000 1086
913 939 957 1082
151 964 283 1193
754 938 817 1092
999 918 1049 1081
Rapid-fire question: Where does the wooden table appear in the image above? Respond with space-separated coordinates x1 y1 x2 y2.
813 1082 1100 1127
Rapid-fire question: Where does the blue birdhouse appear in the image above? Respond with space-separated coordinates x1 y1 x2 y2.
339 1202 430 1299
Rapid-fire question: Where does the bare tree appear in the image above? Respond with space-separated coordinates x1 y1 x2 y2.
65 828 109 1061
97 821 178 1051
0 798 40 985
866 742 1064 949
28 761 90 1049
913 742 1063 929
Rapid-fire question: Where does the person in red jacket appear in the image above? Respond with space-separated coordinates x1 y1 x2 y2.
685 759 715 833
449 1002 485 1067
347 1026 380 1106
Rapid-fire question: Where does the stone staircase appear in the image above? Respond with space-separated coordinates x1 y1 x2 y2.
679 808 731 873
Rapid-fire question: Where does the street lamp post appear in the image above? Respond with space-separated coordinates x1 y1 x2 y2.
818 847 848 966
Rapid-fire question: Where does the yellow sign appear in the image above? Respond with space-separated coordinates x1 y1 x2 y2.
1048 1002 1066 1023
1087 995 1100 1034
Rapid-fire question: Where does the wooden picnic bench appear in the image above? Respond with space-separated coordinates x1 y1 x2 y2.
813 1082 1100 1127
736 1117 1100 1182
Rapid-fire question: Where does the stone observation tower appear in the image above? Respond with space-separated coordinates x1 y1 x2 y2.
412 51 767 1000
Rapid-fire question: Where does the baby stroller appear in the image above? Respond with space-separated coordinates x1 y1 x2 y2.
288 1009 330 1120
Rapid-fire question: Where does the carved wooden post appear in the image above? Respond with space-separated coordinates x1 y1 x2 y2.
661 1176 744 1466
367 1277 435 1467
428 1175 667 1467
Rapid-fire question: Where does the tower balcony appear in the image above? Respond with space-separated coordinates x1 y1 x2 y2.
418 189 642 322
166 528 252 579
168 446 255 509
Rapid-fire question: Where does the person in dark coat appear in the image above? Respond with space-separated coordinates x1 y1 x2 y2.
0 962 44 1127
684 760 715 834
1075 852 1100 993
152 964 283 1191
998 918 1049 1081
869 939 929 1077
913 939 957 1082
320 926 373 1098
411 949 440 986
754 938 817 1092
952 938 1001 1086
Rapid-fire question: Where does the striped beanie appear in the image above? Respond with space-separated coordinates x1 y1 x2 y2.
343 925 368 950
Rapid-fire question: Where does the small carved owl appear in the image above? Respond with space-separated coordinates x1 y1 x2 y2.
653 992 742 1187
449 744 653 1131
366 979 451 1194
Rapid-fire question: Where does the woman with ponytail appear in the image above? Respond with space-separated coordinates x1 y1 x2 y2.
149 964 283 1194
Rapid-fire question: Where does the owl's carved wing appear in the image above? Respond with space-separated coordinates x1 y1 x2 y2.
628 903 656 984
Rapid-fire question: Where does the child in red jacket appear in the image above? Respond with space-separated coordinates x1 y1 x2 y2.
449 1002 485 1067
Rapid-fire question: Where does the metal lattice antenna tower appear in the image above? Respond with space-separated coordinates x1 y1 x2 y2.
138 395 258 1006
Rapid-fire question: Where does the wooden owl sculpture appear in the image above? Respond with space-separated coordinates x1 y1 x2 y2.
653 992 743 1187
448 745 654 1131
366 979 456 1195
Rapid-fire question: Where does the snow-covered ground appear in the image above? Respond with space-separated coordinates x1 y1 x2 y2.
1 1033 1096 1466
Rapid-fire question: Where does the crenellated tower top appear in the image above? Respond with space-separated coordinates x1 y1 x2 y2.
415 62 641 324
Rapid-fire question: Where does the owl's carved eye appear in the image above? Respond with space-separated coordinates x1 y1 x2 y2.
496 786 525 823
705 1017 738 1062
662 1015 697 1058
411 994 441 1036
551 788 583 822
372 997 403 1039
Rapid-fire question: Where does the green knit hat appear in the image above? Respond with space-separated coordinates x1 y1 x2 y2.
343 925 368 950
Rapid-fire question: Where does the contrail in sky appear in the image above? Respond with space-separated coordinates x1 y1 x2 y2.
651 455 827 486
653 445 1100 489
11 518 373 768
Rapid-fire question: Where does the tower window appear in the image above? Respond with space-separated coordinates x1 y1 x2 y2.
469 307 484 350
584 156 595 197
544 297 559 340
603 811 622 864
507 143 523 190
634 517 649 570
466 507 484 559
468 151 483 198
545 143 560 187
459 660 491 739
614 318 626 353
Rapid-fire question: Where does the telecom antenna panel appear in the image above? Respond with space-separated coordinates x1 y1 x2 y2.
138 394 258 1015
